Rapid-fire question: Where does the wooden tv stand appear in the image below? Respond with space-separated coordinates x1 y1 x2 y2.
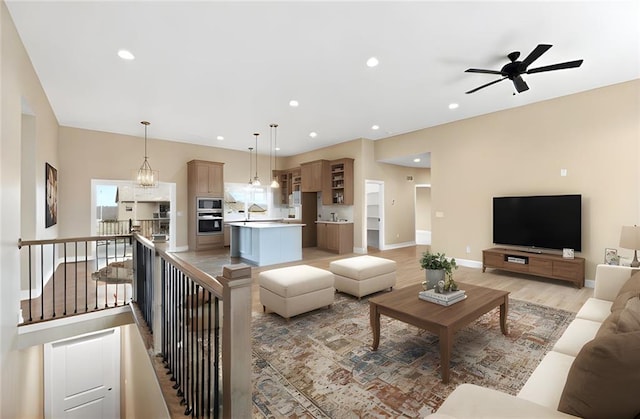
483 247 585 288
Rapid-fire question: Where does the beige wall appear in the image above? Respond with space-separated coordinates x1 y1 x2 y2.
376 80 640 278
1 2 60 416
58 127 273 248
416 186 431 231
56 79 637 269
121 324 170 418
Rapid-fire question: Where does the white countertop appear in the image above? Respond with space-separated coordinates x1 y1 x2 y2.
227 222 305 228
224 217 283 223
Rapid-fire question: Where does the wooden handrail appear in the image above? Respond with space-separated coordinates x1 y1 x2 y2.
153 242 224 298
18 234 131 248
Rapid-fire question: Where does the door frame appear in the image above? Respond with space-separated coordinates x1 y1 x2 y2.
364 180 385 251
91 179 177 251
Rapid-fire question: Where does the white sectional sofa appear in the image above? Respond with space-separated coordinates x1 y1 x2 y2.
431 264 640 418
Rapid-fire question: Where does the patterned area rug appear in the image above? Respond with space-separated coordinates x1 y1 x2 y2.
252 292 574 418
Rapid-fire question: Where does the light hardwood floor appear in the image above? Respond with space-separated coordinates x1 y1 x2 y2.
176 245 593 314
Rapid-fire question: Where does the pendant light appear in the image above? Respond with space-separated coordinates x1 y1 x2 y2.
247 147 254 185
252 133 261 186
270 123 280 188
136 121 158 188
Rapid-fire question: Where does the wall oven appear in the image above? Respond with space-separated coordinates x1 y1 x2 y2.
197 212 223 235
196 197 224 235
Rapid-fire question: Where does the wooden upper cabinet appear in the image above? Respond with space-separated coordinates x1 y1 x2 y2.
188 160 224 197
323 158 354 205
301 160 329 192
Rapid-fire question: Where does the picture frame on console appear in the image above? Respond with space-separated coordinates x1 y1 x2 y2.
604 248 618 265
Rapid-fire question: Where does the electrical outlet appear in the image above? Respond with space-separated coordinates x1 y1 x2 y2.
466 245 471 254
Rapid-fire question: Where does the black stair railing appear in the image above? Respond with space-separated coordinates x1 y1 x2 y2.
131 234 252 418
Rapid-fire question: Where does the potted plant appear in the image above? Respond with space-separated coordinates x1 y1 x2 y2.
419 251 458 291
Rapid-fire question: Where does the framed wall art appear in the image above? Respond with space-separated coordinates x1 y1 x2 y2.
45 162 57 228
604 248 618 265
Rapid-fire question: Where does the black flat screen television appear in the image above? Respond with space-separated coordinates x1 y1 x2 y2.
493 194 582 251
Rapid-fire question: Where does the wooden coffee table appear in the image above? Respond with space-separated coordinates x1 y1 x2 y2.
369 282 509 383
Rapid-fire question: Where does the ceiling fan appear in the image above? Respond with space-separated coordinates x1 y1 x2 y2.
465 44 583 94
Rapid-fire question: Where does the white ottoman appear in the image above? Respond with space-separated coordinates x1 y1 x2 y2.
329 255 396 298
259 265 335 319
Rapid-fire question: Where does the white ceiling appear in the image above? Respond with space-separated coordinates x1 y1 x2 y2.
6 1 640 164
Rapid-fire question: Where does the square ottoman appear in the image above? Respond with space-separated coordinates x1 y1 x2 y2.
329 255 396 298
259 265 335 319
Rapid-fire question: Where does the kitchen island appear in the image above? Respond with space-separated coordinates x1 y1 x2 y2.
228 222 304 266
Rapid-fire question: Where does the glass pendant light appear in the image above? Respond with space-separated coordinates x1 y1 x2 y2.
136 121 158 188
252 133 261 186
248 147 254 185
270 123 280 188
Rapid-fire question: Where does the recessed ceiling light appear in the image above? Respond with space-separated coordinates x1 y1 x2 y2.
216 136 224 141
371 125 380 130
117 49 135 60
309 132 318 138
448 103 459 110
289 100 299 107
275 147 281 151
413 158 421 163
366 57 379 68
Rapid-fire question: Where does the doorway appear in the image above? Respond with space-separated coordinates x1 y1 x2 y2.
91 179 177 251
365 180 384 251
415 184 431 245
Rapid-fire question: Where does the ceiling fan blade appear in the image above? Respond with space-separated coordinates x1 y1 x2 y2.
465 77 507 94
520 44 552 69
465 68 504 75
527 59 584 74
513 75 529 93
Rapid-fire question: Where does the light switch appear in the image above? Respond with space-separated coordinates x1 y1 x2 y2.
435 211 444 218
560 169 568 177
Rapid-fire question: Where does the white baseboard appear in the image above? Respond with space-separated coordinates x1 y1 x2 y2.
353 247 367 254
455 258 483 269
381 241 416 251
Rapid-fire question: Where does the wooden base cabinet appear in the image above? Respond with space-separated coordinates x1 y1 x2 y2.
482 247 585 288
316 222 353 254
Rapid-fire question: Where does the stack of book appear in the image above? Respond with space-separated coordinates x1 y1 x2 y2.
418 289 467 306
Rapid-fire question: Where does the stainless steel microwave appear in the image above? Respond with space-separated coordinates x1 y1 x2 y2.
197 197 223 210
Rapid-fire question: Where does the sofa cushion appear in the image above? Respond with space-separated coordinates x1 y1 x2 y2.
558 331 640 418
597 296 640 338
611 270 640 311
575 297 613 322
437 384 576 418
517 351 575 410
551 318 601 357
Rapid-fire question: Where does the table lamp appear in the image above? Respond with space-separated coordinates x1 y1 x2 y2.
619 225 640 267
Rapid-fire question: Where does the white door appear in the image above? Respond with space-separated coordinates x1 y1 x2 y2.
45 328 120 419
